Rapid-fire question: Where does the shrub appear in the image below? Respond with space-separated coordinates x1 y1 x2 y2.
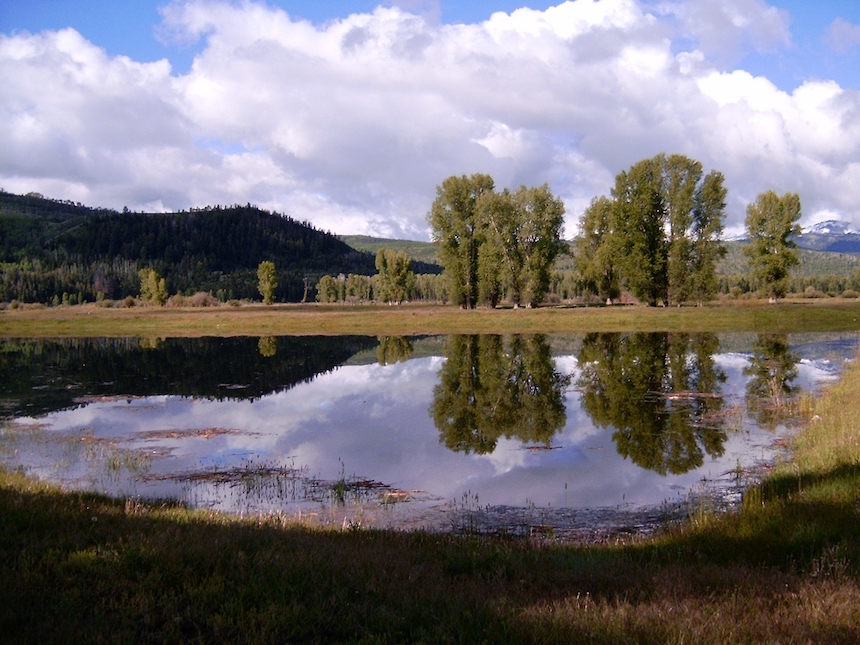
189 292 219 307
841 289 859 299
123 296 136 308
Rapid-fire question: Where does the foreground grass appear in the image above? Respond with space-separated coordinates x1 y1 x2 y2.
3 358 860 642
2 298 860 337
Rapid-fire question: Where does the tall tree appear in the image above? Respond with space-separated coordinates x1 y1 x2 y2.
257 260 278 305
689 170 728 304
572 196 620 304
138 268 167 305
744 191 802 302
612 157 669 306
575 154 726 306
375 249 415 304
428 174 495 309
479 184 566 307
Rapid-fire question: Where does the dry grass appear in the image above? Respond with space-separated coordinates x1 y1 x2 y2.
2 299 860 337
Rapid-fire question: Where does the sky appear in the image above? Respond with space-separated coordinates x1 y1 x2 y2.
3 1 860 240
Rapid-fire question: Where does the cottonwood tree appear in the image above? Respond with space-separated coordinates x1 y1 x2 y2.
573 196 621 304
257 260 278 305
428 174 495 309
138 268 167 305
375 249 415 304
480 185 567 307
744 191 802 303
429 174 565 308
575 154 726 306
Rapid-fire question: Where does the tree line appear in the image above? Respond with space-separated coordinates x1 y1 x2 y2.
0 155 816 308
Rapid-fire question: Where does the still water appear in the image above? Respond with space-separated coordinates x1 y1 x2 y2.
1 333 856 537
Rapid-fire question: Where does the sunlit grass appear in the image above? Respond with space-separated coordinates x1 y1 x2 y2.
2 299 860 337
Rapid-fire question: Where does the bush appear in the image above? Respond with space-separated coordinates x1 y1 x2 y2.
96 299 115 308
803 286 827 299
123 296 136 308
227 299 242 307
841 289 859 299
189 292 219 307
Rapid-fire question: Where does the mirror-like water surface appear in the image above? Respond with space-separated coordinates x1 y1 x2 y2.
1 333 856 538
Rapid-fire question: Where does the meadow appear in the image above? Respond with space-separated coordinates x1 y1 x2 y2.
2 298 860 337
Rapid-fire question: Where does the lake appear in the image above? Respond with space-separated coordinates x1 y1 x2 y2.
1 332 856 540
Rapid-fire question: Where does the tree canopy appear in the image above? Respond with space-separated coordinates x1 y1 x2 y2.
428 174 566 308
574 154 727 306
744 191 802 302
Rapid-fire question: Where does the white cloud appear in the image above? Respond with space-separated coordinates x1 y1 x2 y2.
2 0 860 238
826 17 860 54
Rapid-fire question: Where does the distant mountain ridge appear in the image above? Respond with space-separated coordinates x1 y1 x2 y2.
729 219 860 255
795 220 860 254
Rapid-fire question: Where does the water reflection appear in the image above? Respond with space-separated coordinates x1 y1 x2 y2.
0 336 377 417
576 333 728 475
744 334 800 430
1 333 856 533
376 336 414 365
430 335 570 454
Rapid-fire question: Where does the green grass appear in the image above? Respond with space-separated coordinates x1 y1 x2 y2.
4 345 860 642
2 299 860 337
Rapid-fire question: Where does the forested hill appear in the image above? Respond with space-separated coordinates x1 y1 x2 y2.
0 190 376 303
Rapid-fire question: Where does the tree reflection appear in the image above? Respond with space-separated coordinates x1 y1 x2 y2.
577 332 728 475
376 336 414 365
258 336 277 357
744 333 800 430
431 334 570 454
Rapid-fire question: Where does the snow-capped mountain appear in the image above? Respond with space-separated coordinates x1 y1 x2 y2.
797 220 860 254
726 219 860 254
805 220 860 236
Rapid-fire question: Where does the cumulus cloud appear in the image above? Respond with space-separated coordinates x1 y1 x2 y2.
2 0 860 238
826 17 860 54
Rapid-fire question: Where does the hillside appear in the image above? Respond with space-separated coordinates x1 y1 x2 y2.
0 191 377 303
340 235 441 271
343 233 860 279
717 240 860 277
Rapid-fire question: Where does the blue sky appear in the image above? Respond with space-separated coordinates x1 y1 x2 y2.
3 1 860 238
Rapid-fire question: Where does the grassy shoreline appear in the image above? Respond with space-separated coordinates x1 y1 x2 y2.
2 299 860 337
3 342 860 641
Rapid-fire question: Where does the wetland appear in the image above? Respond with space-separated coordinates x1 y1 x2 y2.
2 331 856 540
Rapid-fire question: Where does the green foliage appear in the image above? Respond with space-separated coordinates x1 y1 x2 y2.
428 175 566 308
138 268 167 305
428 174 495 309
744 191 802 301
257 260 278 305
481 185 567 307
572 196 621 303
375 249 415 304
574 154 726 306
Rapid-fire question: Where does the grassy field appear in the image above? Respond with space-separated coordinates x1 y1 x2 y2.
2 322 860 642
2 299 860 337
